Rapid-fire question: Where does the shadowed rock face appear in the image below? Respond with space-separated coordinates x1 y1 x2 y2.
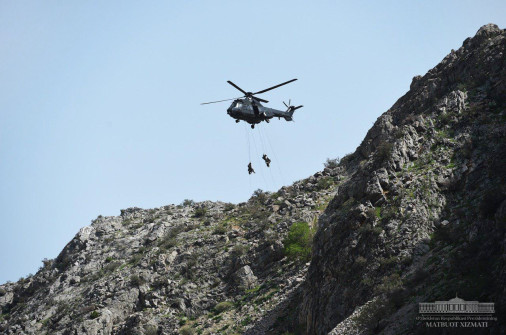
299 23 506 335
1 24 505 335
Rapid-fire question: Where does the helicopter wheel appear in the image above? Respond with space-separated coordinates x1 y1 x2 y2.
235 120 240 123
251 124 255 129
265 119 270 123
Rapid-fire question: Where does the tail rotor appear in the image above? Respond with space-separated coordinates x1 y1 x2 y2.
283 99 303 121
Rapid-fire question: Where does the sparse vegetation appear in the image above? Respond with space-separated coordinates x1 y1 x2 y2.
375 141 393 163
252 189 268 204
145 325 158 335
375 273 403 294
213 224 228 235
224 203 235 211
130 274 146 286
231 244 249 257
283 222 315 262
103 261 121 273
194 206 207 218
122 218 134 226
214 301 234 313
181 199 195 207
159 225 185 250
316 176 334 190
129 253 143 265
89 310 101 319
324 157 340 169
179 325 195 335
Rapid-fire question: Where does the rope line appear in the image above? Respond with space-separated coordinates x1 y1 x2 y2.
251 128 269 190
244 123 252 191
263 125 286 185
258 125 276 186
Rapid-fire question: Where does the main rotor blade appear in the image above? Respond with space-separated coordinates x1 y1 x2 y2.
227 81 247 95
253 96 269 103
253 78 297 95
200 97 238 105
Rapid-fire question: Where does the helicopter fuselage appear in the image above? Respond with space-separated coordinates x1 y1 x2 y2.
226 97 293 125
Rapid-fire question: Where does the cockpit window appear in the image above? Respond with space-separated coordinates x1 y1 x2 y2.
236 102 242 108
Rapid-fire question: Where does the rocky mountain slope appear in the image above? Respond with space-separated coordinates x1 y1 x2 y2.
0 166 340 334
1 24 505 335
296 23 506 334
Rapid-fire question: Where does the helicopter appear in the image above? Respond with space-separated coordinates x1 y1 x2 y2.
201 79 303 129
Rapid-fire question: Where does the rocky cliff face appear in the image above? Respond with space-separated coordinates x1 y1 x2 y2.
0 164 340 334
299 23 506 334
1 24 505 335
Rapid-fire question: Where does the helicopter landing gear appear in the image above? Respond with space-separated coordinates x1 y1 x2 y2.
265 119 270 123
235 120 240 123
251 124 255 129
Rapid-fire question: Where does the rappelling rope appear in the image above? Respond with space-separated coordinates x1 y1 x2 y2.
250 128 269 190
258 125 276 186
244 123 251 162
244 123 252 190
263 126 286 185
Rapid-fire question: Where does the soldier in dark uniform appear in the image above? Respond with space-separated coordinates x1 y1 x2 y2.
248 162 255 174
262 154 271 167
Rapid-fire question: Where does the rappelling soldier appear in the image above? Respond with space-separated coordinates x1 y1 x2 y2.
262 154 271 167
248 162 255 174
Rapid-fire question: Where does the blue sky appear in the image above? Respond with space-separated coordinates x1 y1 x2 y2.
1 1 505 283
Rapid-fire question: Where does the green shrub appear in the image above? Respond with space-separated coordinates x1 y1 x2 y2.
159 225 185 249
381 206 397 221
231 244 249 257
89 310 101 319
41 258 53 269
129 253 143 265
283 222 315 262
122 218 135 226
178 315 188 326
179 325 195 335
324 157 340 169
103 261 121 273
160 237 177 250
316 177 334 190
213 225 227 235
181 199 195 207
376 273 403 294
194 207 207 218
375 207 382 219
214 301 234 313
145 325 158 335
224 203 235 211
252 189 267 204
130 274 145 286
375 141 393 163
